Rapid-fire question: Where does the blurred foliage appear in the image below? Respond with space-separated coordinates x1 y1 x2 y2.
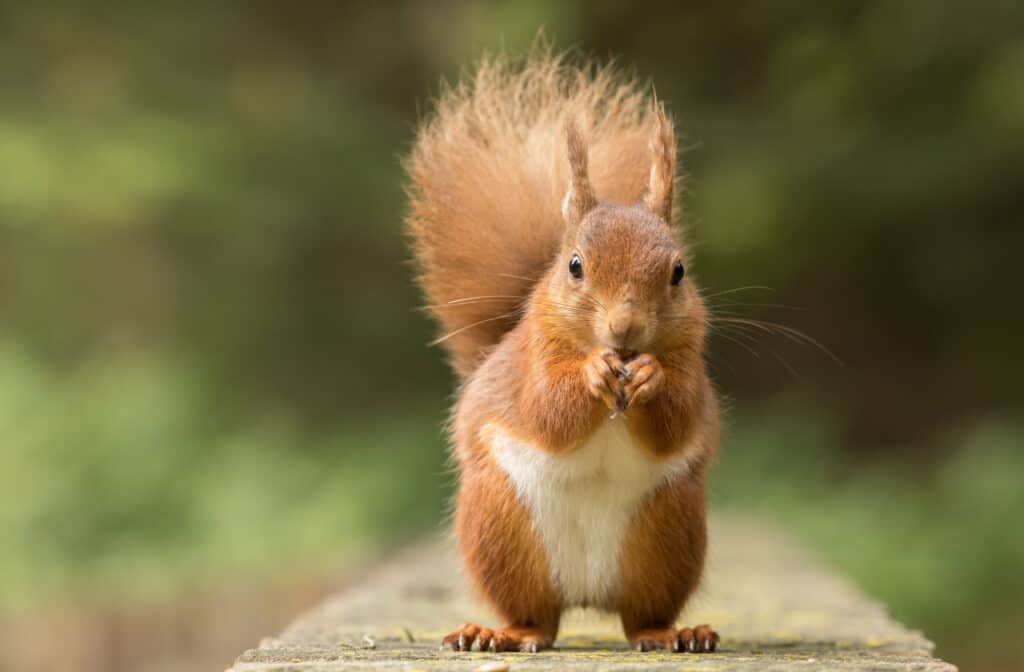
0 341 449 606
1 2 1022 670
713 399 1024 669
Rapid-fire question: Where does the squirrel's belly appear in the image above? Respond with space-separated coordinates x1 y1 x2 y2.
486 419 692 608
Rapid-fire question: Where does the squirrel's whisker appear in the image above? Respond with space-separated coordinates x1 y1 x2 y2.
707 322 803 376
704 301 805 312
496 272 541 282
699 285 773 300
447 294 523 305
425 295 524 309
711 317 842 366
429 312 519 346
708 329 762 360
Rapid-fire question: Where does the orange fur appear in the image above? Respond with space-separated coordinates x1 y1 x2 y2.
448 446 563 650
618 457 713 634
405 47 662 379
407 47 720 654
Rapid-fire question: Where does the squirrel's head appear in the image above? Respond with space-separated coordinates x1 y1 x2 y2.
543 110 705 357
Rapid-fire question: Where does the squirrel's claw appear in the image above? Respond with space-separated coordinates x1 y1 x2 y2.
584 347 627 412
623 353 665 409
443 623 550 653
629 624 719 654
614 390 629 415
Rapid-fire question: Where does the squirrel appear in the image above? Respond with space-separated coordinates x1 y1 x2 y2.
405 49 720 654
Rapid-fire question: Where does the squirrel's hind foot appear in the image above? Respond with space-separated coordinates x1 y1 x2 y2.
630 624 719 653
442 623 552 653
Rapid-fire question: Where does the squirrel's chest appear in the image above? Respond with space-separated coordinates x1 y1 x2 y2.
488 419 687 607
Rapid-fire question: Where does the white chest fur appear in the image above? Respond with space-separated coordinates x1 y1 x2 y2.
488 419 691 608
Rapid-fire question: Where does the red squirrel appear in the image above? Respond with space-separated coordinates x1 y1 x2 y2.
405 49 720 654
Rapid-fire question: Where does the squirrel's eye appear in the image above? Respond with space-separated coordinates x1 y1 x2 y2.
671 261 685 286
569 254 584 280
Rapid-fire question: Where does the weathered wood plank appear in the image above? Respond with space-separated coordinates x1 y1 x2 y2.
230 515 955 671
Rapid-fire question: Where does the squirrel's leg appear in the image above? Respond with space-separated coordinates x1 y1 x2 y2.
443 454 562 652
617 472 719 653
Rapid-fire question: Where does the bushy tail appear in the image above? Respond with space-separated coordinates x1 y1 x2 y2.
405 47 666 379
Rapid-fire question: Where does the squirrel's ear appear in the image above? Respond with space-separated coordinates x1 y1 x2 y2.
561 119 596 230
644 105 677 224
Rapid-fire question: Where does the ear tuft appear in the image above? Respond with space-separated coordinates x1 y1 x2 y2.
644 105 677 223
562 118 596 228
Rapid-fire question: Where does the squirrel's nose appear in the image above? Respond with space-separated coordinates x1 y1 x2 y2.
607 306 645 345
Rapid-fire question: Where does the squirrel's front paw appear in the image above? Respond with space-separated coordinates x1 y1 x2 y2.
584 346 628 412
623 353 665 409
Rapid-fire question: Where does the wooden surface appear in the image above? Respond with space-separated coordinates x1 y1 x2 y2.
230 515 955 671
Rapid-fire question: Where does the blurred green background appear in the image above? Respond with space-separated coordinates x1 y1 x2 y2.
1 2 1022 671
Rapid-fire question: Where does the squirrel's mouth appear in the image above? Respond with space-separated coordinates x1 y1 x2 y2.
616 349 638 362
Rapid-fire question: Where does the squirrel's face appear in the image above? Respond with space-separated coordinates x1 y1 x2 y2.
546 112 703 356
549 204 701 357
